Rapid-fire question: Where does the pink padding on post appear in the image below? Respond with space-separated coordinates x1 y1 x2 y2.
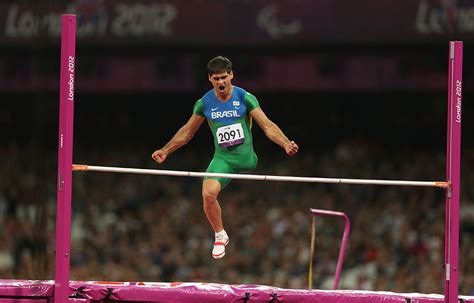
444 41 463 303
55 14 76 303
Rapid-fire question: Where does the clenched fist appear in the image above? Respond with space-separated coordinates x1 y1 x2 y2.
285 141 299 156
151 149 168 164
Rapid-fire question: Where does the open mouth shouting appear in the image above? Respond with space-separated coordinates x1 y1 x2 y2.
209 71 233 100
218 84 226 93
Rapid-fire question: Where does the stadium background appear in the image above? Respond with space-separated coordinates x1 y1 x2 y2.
0 0 473 295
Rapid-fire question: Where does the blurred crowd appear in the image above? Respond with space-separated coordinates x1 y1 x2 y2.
0 139 473 295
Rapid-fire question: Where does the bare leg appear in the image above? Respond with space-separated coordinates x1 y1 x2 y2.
202 179 224 232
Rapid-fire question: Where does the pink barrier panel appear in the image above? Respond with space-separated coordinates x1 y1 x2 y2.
0 279 53 297
0 280 473 303
0 300 49 303
67 282 474 303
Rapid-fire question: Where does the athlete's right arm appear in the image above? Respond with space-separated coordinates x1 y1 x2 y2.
151 114 205 164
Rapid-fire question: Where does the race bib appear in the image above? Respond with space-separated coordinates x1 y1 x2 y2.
216 123 245 147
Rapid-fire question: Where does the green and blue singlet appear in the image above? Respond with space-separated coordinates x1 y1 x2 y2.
193 86 260 188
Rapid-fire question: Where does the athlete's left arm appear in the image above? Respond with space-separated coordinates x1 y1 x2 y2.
250 107 299 156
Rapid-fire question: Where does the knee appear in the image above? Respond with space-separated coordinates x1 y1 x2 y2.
202 188 218 204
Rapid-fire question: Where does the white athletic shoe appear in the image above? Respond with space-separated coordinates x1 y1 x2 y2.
212 232 229 259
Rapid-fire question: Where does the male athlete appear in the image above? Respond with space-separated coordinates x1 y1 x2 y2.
152 56 298 259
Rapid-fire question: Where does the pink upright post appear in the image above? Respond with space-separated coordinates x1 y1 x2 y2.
444 41 462 303
310 209 350 290
55 14 76 303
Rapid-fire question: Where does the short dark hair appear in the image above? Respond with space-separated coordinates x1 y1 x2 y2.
207 56 232 75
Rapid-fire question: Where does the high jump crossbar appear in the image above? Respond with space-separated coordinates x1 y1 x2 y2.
55 14 463 303
71 164 448 188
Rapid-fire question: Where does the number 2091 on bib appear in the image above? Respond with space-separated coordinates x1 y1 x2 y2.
216 123 245 148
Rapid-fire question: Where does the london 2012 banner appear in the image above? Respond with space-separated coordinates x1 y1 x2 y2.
0 0 472 47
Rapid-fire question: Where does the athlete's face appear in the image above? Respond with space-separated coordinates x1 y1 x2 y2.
209 71 233 99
